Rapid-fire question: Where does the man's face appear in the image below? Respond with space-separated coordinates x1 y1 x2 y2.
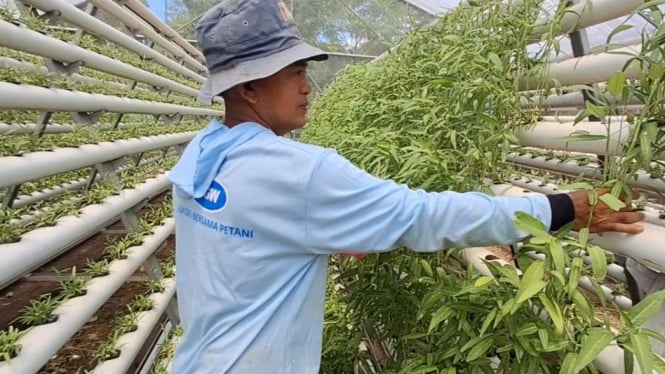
251 61 312 135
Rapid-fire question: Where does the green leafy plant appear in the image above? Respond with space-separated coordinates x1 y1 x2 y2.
113 310 139 335
86 259 110 278
58 267 88 298
150 325 183 374
147 280 165 294
94 332 122 362
16 294 60 327
130 294 155 313
161 255 176 278
0 326 22 362
301 0 665 371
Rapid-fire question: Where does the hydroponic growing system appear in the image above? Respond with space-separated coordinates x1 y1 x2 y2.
0 0 664 373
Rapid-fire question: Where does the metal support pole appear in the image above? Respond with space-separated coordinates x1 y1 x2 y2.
1 185 21 209
70 110 105 125
73 2 98 41
143 253 180 324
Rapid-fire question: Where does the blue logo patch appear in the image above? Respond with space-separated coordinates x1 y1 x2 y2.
195 180 227 212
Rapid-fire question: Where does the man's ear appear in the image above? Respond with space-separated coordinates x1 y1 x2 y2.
237 81 258 105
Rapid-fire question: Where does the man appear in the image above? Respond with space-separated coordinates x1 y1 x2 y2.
168 0 645 372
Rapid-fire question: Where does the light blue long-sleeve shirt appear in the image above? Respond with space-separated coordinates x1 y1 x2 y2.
168 120 552 373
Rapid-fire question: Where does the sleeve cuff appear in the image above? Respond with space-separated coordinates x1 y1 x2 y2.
546 194 575 231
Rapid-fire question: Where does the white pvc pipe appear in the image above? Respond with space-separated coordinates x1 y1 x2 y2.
539 115 627 123
0 56 130 92
522 91 642 109
122 0 205 62
0 82 222 116
0 221 174 374
20 0 205 83
0 131 195 188
85 0 206 73
491 184 665 274
506 152 665 195
12 152 173 209
0 175 170 289
520 45 642 90
531 0 644 40
507 152 602 178
12 177 88 209
0 122 73 135
518 121 631 156
0 20 199 98
93 279 177 374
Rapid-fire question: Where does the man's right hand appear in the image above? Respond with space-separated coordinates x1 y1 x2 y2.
568 190 645 234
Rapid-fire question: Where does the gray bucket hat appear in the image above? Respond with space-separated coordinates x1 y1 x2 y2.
195 0 328 105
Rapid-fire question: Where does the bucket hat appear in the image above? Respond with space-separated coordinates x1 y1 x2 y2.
196 0 328 105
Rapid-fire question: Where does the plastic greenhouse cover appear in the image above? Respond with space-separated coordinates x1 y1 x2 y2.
410 0 659 58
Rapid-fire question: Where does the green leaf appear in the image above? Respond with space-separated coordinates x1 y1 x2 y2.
606 24 635 44
516 280 547 304
465 336 493 362
579 228 590 248
560 352 577 374
488 52 503 70
516 261 547 303
428 306 452 334
548 239 566 272
653 352 665 374
516 323 538 336
586 102 608 119
479 309 496 336
599 193 627 211
513 211 547 236
640 131 653 164
474 276 493 289
557 132 608 143
568 257 584 295
631 333 654 374
624 348 635 374
403 332 429 340
538 329 549 350
571 289 594 321
539 293 564 335
607 71 627 96
586 245 607 279
420 259 434 278
634 0 665 13
627 289 665 326
574 328 614 372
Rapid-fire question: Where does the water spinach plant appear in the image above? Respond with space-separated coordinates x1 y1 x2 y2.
305 0 665 372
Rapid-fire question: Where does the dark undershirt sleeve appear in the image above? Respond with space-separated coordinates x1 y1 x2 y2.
546 194 575 231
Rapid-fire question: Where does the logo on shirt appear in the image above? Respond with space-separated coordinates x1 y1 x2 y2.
195 179 228 212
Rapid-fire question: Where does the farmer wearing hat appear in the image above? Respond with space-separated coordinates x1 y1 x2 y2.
168 0 645 372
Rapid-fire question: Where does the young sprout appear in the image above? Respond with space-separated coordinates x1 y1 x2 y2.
113 310 139 335
147 280 165 294
58 266 87 298
130 294 155 313
86 259 110 278
0 326 23 362
94 332 121 362
16 294 60 327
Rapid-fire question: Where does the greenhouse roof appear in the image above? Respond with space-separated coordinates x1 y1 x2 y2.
157 0 657 91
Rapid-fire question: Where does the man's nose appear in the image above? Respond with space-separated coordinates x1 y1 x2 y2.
302 78 312 96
